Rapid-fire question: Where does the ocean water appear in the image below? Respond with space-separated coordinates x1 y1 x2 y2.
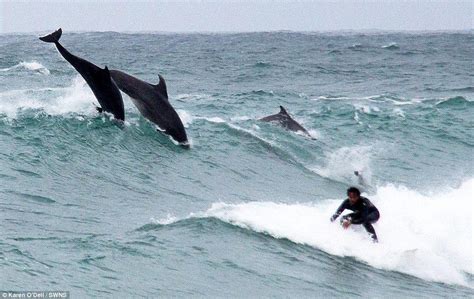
0 31 473 298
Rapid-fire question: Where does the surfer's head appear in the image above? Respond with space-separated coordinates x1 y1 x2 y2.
347 187 361 204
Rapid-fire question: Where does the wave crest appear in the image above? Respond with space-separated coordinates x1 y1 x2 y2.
436 96 472 108
153 179 473 286
0 76 97 119
0 61 50 75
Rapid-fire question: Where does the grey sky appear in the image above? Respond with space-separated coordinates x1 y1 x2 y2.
1 1 472 34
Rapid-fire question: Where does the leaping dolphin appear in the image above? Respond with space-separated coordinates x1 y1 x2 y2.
39 28 125 121
260 106 313 138
109 70 189 146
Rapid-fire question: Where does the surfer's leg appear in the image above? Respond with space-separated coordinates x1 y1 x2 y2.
363 210 380 242
362 222 377 240
366 210 380 223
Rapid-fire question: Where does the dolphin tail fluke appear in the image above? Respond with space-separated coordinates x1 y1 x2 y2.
39 28 62 43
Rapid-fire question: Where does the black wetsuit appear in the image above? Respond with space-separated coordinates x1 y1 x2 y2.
330 197 380 241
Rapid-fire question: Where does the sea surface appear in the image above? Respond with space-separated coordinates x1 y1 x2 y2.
0 31 473 298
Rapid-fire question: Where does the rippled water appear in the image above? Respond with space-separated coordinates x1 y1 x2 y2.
1 31 473 297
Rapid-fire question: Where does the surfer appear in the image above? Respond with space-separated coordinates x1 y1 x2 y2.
330 187 380 242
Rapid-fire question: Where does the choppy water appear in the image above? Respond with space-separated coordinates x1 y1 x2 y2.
0 31 473 298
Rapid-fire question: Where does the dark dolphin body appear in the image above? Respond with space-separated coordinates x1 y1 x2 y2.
109 70 189 146
39 28 125 121
260 106 313 138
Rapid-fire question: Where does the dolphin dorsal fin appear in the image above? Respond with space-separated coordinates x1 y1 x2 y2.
154 75 168 97
279 106 288 114
100 66 112 80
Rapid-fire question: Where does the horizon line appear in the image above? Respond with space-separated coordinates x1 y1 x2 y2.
2 28 473 36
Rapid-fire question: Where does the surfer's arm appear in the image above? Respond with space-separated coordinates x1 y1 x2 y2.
330 200 348 222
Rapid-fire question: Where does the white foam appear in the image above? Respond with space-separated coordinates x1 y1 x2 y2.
46 76 97 115
176 109 193 128
0 76 97 118
192 178 473 286
185 115 227 124
173 93 211 102
382 42 400 49
353 111 361 123
0 61 50 75
393 108 406 118
294 129 319 140
298 92 308 99
311 145 374 188
312 95 351 101
312 95 431 107
391 99 413 106
151 214 178 225
197 116 226 123
186 137 194 148
354 103 380 114
306 129 321 139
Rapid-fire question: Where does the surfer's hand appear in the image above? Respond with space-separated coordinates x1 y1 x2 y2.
330 215 337 222
342 219 351 229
